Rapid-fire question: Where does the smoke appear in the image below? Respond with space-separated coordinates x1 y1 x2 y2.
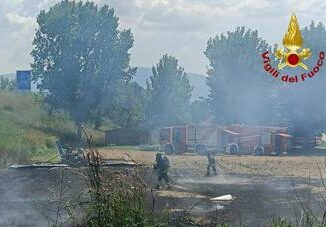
0 168 85 226
0 169 50 225
177 175 250 185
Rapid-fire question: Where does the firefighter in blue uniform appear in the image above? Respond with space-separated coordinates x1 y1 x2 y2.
206 151 217 177
153 153 171 189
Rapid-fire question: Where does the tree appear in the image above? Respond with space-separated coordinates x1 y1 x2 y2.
145 55 193 128
31 1 135 139
108 82 146 128
205 27 276 125
189 99 211 123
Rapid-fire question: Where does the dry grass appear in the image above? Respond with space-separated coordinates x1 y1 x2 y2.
99 148 325 179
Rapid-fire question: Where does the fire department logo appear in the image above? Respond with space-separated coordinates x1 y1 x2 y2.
275 14 311 70
262 13 324 83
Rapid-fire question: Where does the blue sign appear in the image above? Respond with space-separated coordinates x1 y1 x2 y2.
16 70 31 91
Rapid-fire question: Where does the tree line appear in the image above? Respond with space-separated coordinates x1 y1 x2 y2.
31 1 326 138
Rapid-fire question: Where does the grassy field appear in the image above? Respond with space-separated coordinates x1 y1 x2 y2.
0 91 105 166
99 148 326 179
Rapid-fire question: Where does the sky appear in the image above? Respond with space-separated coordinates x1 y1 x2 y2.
1 0 326 75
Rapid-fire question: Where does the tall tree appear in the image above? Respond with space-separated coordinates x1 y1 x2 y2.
145 54 192 128
189 99 211 123
31 1 135 139
108 82 146 128
205 27 275 125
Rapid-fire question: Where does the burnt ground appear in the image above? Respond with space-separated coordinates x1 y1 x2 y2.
0 164 325 227
0 168 86 227
161 174 325 226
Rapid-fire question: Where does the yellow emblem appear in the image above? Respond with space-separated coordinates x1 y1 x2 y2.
275 13 311 70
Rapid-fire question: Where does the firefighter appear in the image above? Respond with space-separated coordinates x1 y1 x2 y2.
206 151 217 177
153 153 171 189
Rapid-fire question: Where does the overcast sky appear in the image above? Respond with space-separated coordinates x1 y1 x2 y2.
1 0 326 75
